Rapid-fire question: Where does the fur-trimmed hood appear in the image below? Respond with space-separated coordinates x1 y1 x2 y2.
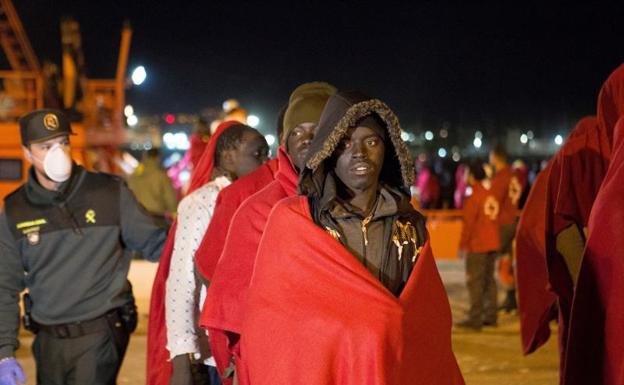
299 90 414 197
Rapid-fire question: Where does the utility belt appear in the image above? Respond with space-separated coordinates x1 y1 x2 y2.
22 293 138 339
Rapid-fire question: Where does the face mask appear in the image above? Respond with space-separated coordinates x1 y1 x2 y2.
32 143 73 183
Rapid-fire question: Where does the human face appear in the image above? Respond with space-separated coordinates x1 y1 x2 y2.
24 136 71 173
231 130 269 178
333 125 385 194
23 135 72 189
286 122 317 171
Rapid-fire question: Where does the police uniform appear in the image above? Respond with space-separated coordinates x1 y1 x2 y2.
0 109 167 385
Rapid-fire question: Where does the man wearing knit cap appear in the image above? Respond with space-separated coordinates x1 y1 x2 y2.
200 81 336 385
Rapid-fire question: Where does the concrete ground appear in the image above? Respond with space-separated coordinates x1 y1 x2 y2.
16 260 559 384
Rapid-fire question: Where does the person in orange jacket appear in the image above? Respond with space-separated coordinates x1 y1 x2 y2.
456 160 502 331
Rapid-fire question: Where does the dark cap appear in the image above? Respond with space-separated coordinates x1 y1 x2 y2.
19 109 74 146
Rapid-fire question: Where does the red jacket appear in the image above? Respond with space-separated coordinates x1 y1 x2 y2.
240 196 464 385
200 147 298 384
460 182 501 253
515 163 557 355
194 158 279 280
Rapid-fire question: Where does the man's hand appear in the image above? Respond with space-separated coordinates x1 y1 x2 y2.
169 354 192 385
0 358 25 385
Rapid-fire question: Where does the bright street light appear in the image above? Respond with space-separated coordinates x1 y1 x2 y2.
520 134 528 144
264 134 276 146
124 105 134 117
127 115 138 127
473 137 482 149
131 66 147 86
424 131 434 141
438 148 447 158
554 135 563 146
247 115 260 128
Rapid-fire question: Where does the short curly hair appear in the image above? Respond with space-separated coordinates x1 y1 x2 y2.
214 123 257 167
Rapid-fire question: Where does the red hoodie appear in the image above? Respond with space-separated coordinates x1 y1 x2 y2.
491 166 517 226
460 182 501 254
200 147 298 384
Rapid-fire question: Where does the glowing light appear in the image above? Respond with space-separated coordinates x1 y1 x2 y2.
440 129 448 138
247 115 260 128
131 66 147 86
401 130 410 141
527 130 534 140
520 134 528 144
555 135 563 146
424 131 434 141
179 170 190 183
473 137 483 149
475 131 483 139
174 132 190 150
438 148 447 158
124 105 134 117
452 152 461 162
127 115 138 127
165 114 175 124
264 134 276 146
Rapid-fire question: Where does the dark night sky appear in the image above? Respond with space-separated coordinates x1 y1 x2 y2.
14 1 624 136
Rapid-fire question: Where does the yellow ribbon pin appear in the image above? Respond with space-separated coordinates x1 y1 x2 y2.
85 209 96 224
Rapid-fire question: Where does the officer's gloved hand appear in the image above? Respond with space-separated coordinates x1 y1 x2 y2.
169 354 192 385
0 358 25 385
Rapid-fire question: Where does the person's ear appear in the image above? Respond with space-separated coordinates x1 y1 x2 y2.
23 145 33 163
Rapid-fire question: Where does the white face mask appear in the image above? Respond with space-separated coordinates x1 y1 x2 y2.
32 143 73 183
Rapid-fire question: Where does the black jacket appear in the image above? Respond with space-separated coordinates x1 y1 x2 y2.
0 166 167 358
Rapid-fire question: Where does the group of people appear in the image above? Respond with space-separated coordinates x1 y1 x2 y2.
146 83 465 385
1 63 623 385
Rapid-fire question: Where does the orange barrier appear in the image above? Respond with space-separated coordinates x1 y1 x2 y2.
422 209 464 260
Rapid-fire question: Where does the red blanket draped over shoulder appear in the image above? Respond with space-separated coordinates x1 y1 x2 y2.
146 121 240 385
240 196 464 385
194 158 279 281
544 115 606 371
200 147 298 383
563 118 624 385
515 162 556 354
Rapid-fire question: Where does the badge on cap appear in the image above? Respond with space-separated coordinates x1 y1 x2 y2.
43 114 59 131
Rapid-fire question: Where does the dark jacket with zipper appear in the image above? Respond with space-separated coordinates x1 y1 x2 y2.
0 165 167 358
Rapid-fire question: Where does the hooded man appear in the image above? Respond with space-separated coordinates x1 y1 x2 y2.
199 82 336 385
147 121 269 385
561 64 624 385
239 91 464 385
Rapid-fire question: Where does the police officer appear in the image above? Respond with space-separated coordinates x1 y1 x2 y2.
0 109 167 385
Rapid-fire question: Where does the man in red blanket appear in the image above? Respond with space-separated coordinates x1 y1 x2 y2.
240 91 465 385
147 121 269 385
515 161 556 354
199 81 335 384
562 70 624 385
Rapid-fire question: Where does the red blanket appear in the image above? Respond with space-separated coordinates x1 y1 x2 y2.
563 118 624 385
200 147 298 383
240 196 464 385
515 163 556 354
194 158 279 280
